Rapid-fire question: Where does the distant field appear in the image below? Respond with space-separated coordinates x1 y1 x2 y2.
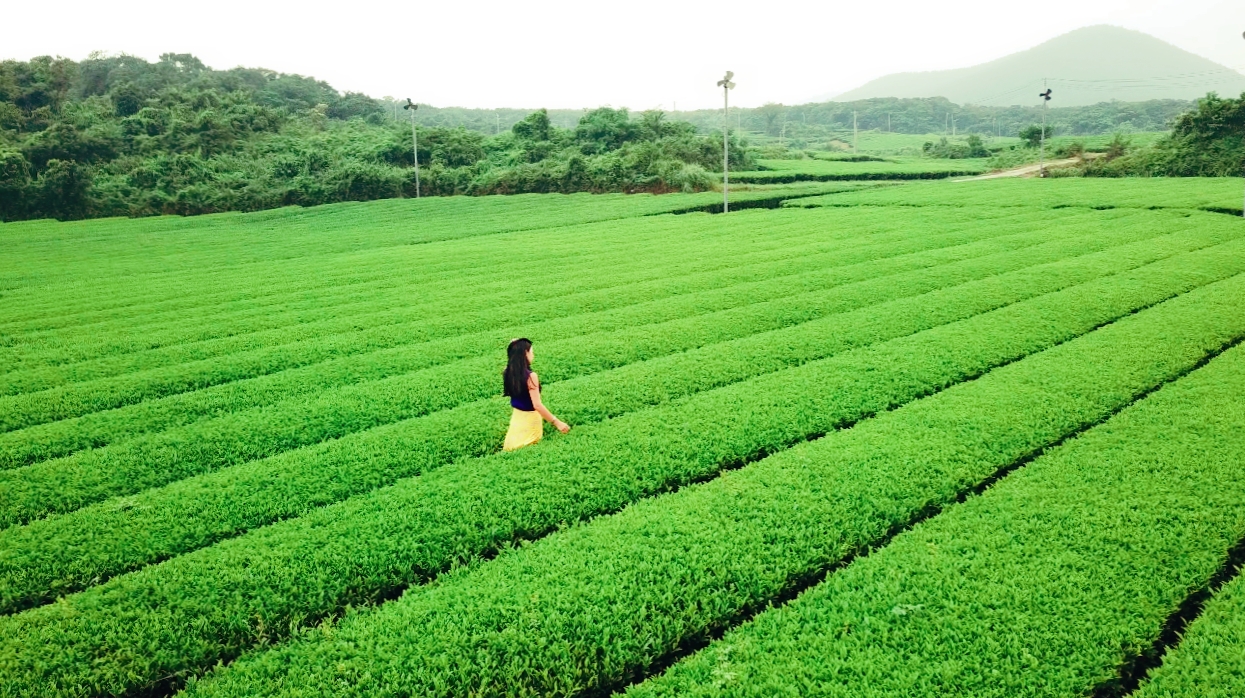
732 156 991 183
2 178 1244 697
786 177 1245 213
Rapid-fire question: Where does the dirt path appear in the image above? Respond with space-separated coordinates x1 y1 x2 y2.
956 157 1083 181
956 153 1106 182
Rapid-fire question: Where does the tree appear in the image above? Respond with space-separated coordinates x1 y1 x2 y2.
757 103 786 136
575 107 640 154
30 159 90 219
0 150 31 220
111 82 145 117
1019 124 1054 148
512 109 553 142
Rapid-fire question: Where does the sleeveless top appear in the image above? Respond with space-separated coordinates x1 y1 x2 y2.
510 370 538 411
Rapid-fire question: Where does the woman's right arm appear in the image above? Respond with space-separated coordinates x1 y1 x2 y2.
528 373 569 434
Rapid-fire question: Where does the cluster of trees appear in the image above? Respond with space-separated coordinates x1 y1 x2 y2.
0 53 748 221
1083 92 1244 177
921 135 990 158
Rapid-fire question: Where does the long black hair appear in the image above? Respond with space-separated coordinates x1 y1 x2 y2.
503 338 533 399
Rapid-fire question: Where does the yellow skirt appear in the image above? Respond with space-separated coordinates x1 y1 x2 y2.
503 408 543 451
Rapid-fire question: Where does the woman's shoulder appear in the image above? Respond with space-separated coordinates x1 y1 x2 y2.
527 371 540 385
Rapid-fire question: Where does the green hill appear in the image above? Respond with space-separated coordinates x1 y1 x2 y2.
835 25 1245 107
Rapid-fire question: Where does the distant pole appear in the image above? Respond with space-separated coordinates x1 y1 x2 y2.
945 112 948 135
887 113 891 132
403 99 420 198
717 71 736 213
853 111 858 153
1038 82 1052 178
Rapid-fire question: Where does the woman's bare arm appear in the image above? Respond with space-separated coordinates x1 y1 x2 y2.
528 373 570 433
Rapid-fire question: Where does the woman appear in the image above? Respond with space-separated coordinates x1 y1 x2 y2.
503 338 570 451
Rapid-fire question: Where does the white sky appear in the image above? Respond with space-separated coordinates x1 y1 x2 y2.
4 0 1243 110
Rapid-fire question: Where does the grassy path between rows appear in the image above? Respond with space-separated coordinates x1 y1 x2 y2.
2 242 1242 696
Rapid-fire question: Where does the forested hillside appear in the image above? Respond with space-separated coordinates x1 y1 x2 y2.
0 54 745 221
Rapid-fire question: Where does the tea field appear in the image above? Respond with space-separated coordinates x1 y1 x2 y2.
1 177 1244 698
731 157 990 183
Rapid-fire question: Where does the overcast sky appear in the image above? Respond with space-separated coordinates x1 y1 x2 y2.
5 0 1243 110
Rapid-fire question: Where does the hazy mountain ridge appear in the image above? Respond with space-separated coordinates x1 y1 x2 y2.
833 26 1245 107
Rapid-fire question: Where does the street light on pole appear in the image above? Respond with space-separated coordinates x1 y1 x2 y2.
717 71 735 213
1038 85 1052 178
404 98 420 198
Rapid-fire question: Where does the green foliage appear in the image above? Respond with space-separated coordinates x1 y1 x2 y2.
1019 123 1055 147
0 56 739 221
921 134 990 158
634 335 1245 698
788 177 1245 212
3 182 1244 695
184 266 1245 698
1133 570 1245 698
3 206 1214 612
4 202 1245 694
735 156 988 183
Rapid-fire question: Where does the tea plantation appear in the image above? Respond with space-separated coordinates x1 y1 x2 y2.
1 177 1244 697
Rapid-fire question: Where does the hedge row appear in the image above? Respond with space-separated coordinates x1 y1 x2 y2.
182 243 1245 698
1 210 849 410
3 187 855 329
0 207 1058 462
3 209 842 377
1133 570 1245 698
632 327 1245 698
0 222 1205 611
2 242 1241 696
0 212 1161 526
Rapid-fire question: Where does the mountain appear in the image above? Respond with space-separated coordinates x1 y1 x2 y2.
833 25 1245 107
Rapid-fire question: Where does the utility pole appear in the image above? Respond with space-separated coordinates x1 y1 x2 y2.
853 111 858 153
404 98 420 198
718 71 736 213
1039 83 1052 178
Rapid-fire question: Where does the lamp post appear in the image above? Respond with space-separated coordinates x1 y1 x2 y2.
1038 85 1052 177
717 71 735 213
404 98 420 198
